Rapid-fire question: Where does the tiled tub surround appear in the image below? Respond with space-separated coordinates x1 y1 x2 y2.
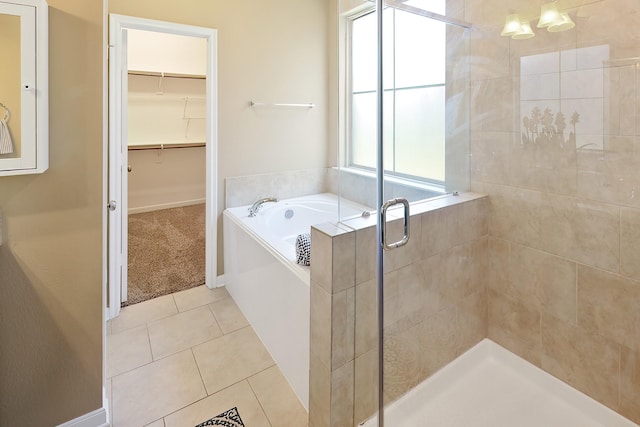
224 167 444 213
464 0 640 423
309 193 490 426
327 167 445 210
225 168 330 209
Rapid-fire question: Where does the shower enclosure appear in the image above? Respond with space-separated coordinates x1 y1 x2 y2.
340 0 476 424
310 0 640 425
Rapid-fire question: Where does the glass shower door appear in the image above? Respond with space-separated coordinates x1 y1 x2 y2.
336 0 471 425
376 3 471 426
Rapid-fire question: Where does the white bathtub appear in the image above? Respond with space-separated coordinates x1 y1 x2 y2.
223 193 365 410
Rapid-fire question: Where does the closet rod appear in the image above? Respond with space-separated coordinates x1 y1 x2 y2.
128 142 205 151
128 70 205 80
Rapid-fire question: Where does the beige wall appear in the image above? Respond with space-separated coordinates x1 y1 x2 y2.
128 147 206 213
109 0 331 272
464 0 640 422
0 0 104 425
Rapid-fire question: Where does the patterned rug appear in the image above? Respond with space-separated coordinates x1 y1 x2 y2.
195 407 245 427
125 204 205 306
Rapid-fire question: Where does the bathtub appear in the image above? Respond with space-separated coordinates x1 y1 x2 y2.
223 193 366 410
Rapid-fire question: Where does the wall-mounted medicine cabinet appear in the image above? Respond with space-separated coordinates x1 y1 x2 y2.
0 0 48 176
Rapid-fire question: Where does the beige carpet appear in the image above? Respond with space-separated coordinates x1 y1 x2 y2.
126 204 205 306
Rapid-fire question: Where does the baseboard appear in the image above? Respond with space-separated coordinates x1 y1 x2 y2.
57 407 109 427
128 198 205 214
214 274 225 287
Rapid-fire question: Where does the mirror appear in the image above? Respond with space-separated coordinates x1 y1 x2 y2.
0 0 48 176
0 13 21 159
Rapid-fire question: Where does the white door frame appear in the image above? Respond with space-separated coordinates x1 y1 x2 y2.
108 14 218 319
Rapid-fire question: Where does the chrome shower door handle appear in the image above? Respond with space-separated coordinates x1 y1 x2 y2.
380 197 410 250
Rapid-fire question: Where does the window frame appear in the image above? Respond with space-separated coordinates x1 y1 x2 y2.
343 5 447 188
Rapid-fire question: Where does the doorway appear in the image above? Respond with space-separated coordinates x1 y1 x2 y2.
107 14 218 319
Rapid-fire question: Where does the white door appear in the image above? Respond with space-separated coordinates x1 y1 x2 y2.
107 19 127 319
107 14 218 319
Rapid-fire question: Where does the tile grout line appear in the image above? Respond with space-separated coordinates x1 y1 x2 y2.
111 299 221 380
107 326 155 381
246 375 275 427
109 347 191 384
190 346 209 397
111 298 181 335
173 286 230 313
147 304 226 360
170 293 179 313
207 302 224 335
145 417 165 427
146 322 157 362
146 314 253 369
150 350 214 423
159 369 277 425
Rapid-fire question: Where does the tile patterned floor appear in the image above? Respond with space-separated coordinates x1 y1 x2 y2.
107 285 308 427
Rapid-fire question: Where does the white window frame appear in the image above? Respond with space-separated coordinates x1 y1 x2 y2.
339 2 471 195
344 5 447 188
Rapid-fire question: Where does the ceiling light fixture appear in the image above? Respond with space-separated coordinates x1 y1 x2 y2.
537 2 562 28
547 12 575 32
502 2 575 39
512 21 535 39
501 14 523 37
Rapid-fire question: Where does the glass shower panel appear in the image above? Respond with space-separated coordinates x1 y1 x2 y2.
403 0 445 15
351 11 376 93
335 0 471 425
379 9 471 426
394 11 446 87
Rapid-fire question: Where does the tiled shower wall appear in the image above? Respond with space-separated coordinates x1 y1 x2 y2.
309 194 489 426
309 0 640 425
464 0 640 422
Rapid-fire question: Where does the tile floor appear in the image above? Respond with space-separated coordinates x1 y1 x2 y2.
107 285 308 427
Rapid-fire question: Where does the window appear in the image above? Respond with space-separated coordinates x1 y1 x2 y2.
348 3 447 184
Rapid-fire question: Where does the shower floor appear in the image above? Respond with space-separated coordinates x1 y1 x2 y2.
363 339 637 427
